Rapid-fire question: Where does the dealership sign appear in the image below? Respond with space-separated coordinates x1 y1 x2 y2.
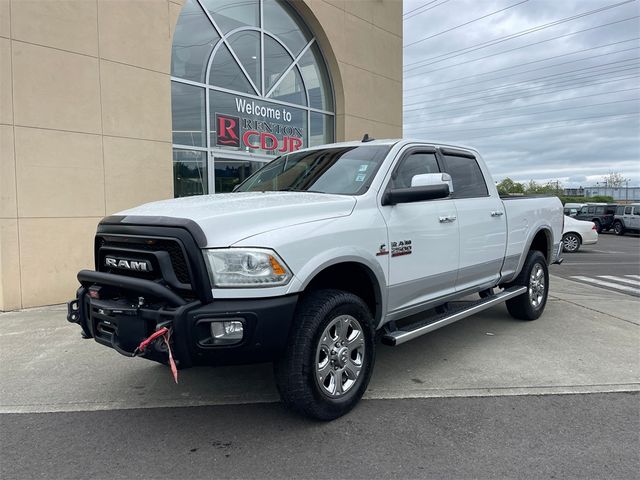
215 97 304 154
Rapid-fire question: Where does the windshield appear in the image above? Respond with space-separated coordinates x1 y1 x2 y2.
235 145 391 195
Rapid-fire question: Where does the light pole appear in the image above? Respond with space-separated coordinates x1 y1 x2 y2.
623 178 630 203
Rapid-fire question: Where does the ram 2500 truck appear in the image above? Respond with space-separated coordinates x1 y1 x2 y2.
67 139 563 420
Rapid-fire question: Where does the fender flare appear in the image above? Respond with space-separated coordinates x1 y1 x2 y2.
510 225 553 281
292 247 387 327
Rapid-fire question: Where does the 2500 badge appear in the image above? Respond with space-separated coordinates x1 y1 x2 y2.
391 240 412 257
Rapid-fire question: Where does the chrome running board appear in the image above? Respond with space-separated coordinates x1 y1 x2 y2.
381 286 527 346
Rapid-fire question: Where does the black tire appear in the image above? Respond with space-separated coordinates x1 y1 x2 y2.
592 219 602 233
562 233 581 253
614 221 625 236
274 289 376 420
505 250 549 321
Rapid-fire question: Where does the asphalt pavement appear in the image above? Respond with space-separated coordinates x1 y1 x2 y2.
2 393 638 480
551 231 640 297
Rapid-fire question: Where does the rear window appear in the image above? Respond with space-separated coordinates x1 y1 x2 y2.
442 154 488 198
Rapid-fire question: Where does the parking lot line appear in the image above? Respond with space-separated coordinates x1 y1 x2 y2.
599 275 640 286
571 276 640 295
627 275 640 280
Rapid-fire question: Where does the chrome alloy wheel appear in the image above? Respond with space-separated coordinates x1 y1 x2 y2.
563 234 579 252
315 315 366 397
528 263 545 308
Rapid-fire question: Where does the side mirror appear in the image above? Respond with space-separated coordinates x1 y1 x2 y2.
411 173 454 193
382 184 450 206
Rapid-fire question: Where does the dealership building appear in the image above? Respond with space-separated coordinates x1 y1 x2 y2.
0 0 402 310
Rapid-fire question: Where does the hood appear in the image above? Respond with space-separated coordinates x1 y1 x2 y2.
116 192 356 246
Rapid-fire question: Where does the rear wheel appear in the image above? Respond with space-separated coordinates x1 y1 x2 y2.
614 221 625 236
505 250 549 321
562 233 581 253
274 289 375 420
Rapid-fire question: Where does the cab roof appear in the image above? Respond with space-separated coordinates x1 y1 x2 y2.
296 138 481 155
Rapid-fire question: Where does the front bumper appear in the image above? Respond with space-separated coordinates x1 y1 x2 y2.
67 270 299 367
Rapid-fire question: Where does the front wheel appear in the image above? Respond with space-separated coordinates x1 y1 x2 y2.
274 289 375 420
614 221 625 236
505 250 549 321
593 219 602 233
562 233 581 253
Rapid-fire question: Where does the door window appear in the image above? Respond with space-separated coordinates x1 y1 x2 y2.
173 149 208 197
587 206 595 214
441 154 488 198
625 206 633 214
595 206 604 214
390 152 440 190
214 158 263 193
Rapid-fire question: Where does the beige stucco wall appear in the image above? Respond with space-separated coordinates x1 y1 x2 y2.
0 0 402 311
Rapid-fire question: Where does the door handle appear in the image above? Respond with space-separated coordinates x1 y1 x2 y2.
439 215 457 223
490 211 504 217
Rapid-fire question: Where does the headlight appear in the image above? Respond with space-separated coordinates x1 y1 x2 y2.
202 248 292 288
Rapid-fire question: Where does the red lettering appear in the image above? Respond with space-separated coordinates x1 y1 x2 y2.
289 137 303 151
242 130 260 149
217 116 238 146
260 132 278 151
241 131 304 153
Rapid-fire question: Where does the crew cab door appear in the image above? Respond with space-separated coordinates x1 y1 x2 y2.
629 205 640 229
439 149 507 291
379 147 460 316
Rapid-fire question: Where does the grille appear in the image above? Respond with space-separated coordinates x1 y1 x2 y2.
97 236 191 284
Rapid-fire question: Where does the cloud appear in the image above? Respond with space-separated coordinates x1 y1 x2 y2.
403 0 640 188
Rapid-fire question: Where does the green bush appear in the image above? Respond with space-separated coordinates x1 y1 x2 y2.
559 195 614 205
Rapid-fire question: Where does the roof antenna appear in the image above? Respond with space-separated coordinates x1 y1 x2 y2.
362 133 374 142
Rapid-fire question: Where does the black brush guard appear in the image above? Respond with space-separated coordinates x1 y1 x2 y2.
67 269 299 367
67 270 197 366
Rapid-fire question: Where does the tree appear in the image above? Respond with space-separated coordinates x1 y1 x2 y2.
602 171 627 187
525 180 561 195
496 177 525 195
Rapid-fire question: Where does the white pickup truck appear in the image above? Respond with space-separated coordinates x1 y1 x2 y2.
67 139 563 419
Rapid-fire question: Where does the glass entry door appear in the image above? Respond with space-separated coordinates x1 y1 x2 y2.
208 152 270 193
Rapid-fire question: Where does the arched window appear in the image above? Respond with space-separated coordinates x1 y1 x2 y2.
171 0 335 196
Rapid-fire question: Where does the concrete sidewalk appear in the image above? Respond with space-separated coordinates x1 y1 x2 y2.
1 275 638 414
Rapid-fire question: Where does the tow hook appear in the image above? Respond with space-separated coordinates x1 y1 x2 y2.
134 325 179 384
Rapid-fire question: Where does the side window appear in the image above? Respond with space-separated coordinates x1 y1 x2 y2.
587 206 595 214
634 208 640 216
390 152 439 189
616 206 624 215
442 154 488 198
625 206 632 214
595 206 604 214
580 207 588 214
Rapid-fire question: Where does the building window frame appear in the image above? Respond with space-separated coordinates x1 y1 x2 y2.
171 0 336 195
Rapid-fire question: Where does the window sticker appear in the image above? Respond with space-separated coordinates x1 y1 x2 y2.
358 164 368 172
355 173 366 182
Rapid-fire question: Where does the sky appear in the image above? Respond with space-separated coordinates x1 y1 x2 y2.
402 0 640 188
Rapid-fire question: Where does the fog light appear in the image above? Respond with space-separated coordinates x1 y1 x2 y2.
210 320 244 345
